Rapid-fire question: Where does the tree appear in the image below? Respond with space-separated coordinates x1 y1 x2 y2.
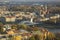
29 36 35 40
19 24 28 30
0 22 4 33
11 24 18 29
46 32 56 40
34 35 40 40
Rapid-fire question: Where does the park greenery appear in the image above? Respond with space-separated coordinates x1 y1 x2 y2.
0 22 60 40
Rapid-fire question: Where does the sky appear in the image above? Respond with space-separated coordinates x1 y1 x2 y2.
0 0 60 2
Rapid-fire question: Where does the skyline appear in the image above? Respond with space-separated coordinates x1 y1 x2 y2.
0 0 60 2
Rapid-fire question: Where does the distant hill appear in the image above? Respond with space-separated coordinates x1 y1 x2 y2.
0 1 60 5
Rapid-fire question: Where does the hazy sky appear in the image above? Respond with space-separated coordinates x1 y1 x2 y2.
0 0 60 2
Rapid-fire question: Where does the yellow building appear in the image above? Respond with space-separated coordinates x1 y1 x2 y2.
12 35 22 40
5 17 11 22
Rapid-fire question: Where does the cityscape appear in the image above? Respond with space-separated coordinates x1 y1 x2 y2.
0 1 60 40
